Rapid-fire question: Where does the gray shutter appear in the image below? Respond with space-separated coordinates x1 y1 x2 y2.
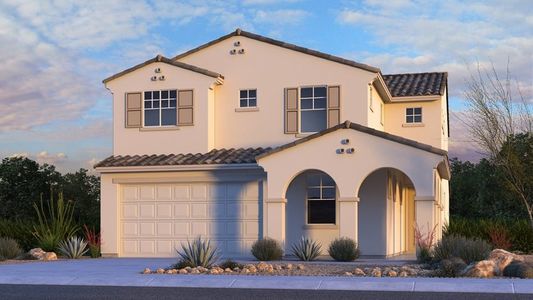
125 93 142 128
178 90 194 126
328 86 340 127
285 88 298 134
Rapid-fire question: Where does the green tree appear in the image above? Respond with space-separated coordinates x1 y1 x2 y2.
62 169 100 229
0 157 62 220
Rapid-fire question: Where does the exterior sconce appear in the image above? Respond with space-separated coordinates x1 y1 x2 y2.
150 76 157 81
346 148 355 154
341 139 350 144
336 148 345 154
234 41 241 46
158 75 165 81
238 48 245 54
229 49 237 55
154 68 161 73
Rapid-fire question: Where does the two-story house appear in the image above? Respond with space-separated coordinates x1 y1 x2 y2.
95 29 450 258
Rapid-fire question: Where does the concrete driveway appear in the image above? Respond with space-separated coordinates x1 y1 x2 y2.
0 258 532 294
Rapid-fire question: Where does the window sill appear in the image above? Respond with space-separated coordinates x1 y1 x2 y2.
303 224 338 230
139 126 180 132
295 133 313 138
402 123 425 127
235 107 259 112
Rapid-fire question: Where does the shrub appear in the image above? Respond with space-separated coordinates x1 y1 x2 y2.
415 223 436 263
83 225 101 258
33 192 79 251
437 257 467 277
487 225 512 250
218 259 243 270
0 237 22 260
251 238 283 261
176 237 220 268
58 236 89 259
328 237 359 261
291 237 322 261
0 219 36 251
433 235 492 264
502 261 533 279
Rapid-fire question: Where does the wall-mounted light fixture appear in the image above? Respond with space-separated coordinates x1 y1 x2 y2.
341 139 350 145
229 49 237 55
234 41 241 46
158 75 165 81
150 76 157 81
336 148 345 154
238 48 245 54
346 148 355 154
154 68 161 73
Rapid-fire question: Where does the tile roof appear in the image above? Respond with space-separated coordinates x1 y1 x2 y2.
173 28 381 74
382 72 447 97
256 120 447 160
102 55 224 84
94 147 271 168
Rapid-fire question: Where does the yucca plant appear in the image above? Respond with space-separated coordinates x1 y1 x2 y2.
58 236 89 259
291 236 322 261
176 236 220 268
33 192 79 251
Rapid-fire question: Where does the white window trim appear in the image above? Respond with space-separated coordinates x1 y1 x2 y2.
405 107 423 124
305 173 337 225
238 89 257 108
143 90 178 128
298 85 328 134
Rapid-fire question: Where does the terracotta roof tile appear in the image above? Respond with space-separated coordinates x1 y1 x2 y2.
382 72 447 97
94 147 271 168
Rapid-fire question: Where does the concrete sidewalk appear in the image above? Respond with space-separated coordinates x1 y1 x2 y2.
0 258 532 294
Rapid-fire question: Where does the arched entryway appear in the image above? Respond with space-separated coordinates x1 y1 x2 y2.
357 168 415 257
285 170 338 253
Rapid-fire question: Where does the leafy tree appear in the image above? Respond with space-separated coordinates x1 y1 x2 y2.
62 169 100 230
0 157 62 220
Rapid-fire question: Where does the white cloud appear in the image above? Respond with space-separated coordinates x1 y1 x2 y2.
254 9 309 25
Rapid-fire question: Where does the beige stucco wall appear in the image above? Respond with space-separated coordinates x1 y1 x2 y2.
177 36 379 149
105 62 219 156
366 84 385 131
384 93 448 150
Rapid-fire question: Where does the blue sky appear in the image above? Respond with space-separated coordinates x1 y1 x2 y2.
1 0 531 172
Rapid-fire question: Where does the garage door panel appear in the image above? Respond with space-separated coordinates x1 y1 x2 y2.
140 185 155 200
121 181 260 257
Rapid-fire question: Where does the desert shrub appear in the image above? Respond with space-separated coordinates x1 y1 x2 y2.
433 235 491 264
176 237 220 268
328 237 359 261
291 237 322 261
251 238 283 261
503 261 533 279
0 219 36 251
218 259 243 270
415 223 436 263
487 225 512 250
444 218 533 253
58 236 88 259
33 192 79 251
0 237 22 260
437 257 467 277
83 225 101 258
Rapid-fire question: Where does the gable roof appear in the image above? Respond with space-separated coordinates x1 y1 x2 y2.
94 147 271 168
102 54 224 84
257 120 447 160
382 72 447 97
173 28 381 74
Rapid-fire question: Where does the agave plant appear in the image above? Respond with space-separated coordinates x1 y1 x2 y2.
291 236 322 261
176 236 220 268
58 236 89 259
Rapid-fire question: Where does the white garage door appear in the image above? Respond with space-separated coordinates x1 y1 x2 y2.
120 181 260 257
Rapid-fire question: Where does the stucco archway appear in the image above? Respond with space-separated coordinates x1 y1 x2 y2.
357 168 416 257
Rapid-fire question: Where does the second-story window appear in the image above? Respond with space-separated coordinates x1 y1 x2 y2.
300 86 327 133
144 90 177 126
239 89 257 107
406 107 422 123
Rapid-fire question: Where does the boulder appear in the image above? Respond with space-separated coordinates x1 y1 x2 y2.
353 268 365 276
43 252 57 261
241 268 250 274
29 248 46 260
209 269 219 275
399 271 409 277
388 270 398 277
371 267 382 277
285 263 293 270
224 268 233 273
156 268 165 274
297 264 305 270
179 269 188 274
274 264 283 271
257 262 270 272
461 260 498 278
190 269 200 274
489 249 524 276
344 272 353 276
143 268 151 274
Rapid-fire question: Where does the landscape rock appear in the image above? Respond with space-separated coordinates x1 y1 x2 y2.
143 268 151 274
257 262 270 272
241 268 250 274
209 269 219 275
371 267 382 277
489 249 524 276
353 268 365 276
274 265 283 271
233 267 240 272
179 269 188 274
29 248 46 260
297 264 305 270
285 264 293 270
43 252 57 261
462 260 498 278
388 270 398 277
190 269 200 274
156 268 165 274
399 271 409 277
344 272 353 276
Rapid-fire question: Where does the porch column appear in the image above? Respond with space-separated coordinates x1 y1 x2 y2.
414 195 435 238
338 197 359 242
265 198 287 246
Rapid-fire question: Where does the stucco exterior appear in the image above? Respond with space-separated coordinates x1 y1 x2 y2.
97 29 450 258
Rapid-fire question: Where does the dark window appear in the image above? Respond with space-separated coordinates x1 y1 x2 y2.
143 90 177 126
406 107 422 123
239 89 257 107
307 173 336 224
300 86 327 133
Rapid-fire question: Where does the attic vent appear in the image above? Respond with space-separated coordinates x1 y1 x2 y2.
234 41 241 46
229 49 237 55
238 48 245 54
